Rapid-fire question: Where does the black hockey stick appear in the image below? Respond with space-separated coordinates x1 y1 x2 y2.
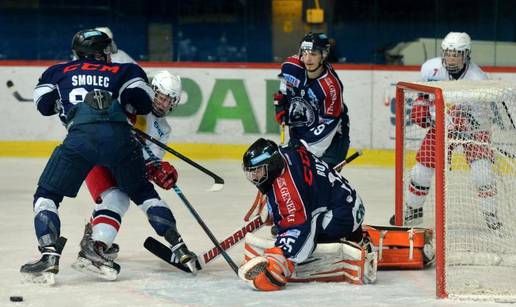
501 101 516 129
172 184 239 274
132 127 224 191
334 150 363 172
6 80 33 102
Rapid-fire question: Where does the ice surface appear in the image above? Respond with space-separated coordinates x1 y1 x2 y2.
0 158 504 306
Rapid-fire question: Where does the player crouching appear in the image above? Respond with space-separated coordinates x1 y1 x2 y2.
238 139 377 291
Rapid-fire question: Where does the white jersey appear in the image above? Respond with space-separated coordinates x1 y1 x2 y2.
136 112 172 161
420 57 487 82
420 57 490 131
110 50 172 161
110 49 137 64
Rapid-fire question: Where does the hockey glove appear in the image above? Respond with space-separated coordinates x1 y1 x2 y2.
146 161 178 190
410 94 433 128
238 247 294 291
273 91 288 124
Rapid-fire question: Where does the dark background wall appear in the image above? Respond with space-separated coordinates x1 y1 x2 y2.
1 0 514 64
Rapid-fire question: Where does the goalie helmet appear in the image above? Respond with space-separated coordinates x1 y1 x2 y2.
441 32 471 74
150 70 182 117
243 138 285 193
94 26 118 53
299 32 331 61
72 29 112 61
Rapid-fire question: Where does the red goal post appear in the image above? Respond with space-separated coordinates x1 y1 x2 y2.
394 80 516 300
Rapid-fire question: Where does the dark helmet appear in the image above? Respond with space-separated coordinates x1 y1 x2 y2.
72 29 112 61
299 32 331 59
243 138 285 193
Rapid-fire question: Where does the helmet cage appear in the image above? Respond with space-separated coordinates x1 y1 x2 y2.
442 48 470 74
243 164 269 186
151 87 180 117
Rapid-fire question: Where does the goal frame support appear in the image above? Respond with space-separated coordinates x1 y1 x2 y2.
395 81 447 298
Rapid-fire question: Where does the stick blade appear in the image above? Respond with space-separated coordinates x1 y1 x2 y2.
208 183 224 192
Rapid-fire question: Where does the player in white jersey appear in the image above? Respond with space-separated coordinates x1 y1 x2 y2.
391 32 501 231
94 27 137 64
81 70 184 263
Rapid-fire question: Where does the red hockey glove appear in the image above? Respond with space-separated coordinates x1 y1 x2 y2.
273 91 288 124
146 161 178 190
238 247 294 291
410 95 433 128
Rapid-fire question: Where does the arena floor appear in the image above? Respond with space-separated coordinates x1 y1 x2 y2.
0 158 504 306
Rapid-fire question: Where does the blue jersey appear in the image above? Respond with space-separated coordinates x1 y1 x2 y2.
265 145 365 263
279 56 349 158
34 59 154 124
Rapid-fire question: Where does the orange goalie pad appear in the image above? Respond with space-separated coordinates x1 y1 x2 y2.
363 225 434 270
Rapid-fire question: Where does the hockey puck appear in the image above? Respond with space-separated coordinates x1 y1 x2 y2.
9 296 23 302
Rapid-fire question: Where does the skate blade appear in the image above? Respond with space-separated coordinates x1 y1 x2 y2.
21 272 56 285
71 257 118 281
184 259 198 275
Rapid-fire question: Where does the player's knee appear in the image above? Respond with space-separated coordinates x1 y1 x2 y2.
410 163 434 187
139 198 176 236
33 196 58 215
470 159 496 192
98 188 130 216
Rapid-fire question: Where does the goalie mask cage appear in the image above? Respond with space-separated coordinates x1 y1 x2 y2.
394 80 516 300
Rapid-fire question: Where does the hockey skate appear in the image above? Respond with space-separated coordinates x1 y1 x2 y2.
20 236 67 285
389 206 423 226
81 222 120 260
164 227 198 274
71 238 120 281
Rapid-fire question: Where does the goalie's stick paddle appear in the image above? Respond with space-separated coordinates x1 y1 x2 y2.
144 215 265 273
132 127 224 192
6 80 32 102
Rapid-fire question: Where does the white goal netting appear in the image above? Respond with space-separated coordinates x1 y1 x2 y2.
397 80 516 300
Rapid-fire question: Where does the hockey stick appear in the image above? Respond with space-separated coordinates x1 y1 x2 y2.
501 101 516 129
132 127 224 192
6 80 33 102
172 184 239 274
144 214 264 273
334 150 363 172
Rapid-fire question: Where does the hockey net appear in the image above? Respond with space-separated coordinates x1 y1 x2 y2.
394 80 516 300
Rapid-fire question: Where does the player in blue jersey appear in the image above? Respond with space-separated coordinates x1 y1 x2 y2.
238 139 376 291
274 32 350 167
20 29 196 284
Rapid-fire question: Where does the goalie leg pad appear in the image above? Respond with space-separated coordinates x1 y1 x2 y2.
290 240 377 285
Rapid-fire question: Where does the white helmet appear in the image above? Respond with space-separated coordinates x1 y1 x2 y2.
441 32 471 74
151 71 182 117
94 27 118 53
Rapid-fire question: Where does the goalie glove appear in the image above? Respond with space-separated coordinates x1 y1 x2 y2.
238 247 294 291
146 160 178 190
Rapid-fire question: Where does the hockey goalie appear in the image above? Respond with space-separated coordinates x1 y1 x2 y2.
238 138 377 291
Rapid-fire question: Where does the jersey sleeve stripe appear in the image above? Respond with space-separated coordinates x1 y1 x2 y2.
33 83 56 105
119 77 155 102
